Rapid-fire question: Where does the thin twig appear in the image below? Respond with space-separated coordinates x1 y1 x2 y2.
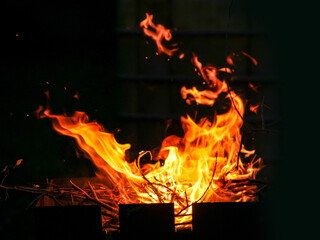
261 96 265 130
224 0 234 59
88 181 98 200
152 182 185 203
185 191 188 206
69 180 117 212
140 172 164 203
70 193 74 205
247 129 280 135
195 155 217 203
141 184 158 202
227 86 244 122
46 194 63 206
236 130 246 169
1 171 9 185
174 214 191 218
0 185 49 194
26 192 47 209
175 156 218 216
175 221 192 226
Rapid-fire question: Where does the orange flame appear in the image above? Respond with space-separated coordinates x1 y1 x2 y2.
248 82 259 92
226 56 234 65
242 51 258 66
73 92 80 101
250 104 260 114
140 13 178 57
42 84 262 225
179 53 185 59
41 13 264 229
218 67 232 73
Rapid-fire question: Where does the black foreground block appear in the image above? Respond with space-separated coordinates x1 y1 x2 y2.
119 203 175 239
34 205 103 240
192 202 262 240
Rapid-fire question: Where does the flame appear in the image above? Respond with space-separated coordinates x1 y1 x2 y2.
226 56 234 65
250 104 260 114
218 67 232 73
73 92 80 100
248 82 259 92
140 13 178 57
242 51 258 66
41 13 264 229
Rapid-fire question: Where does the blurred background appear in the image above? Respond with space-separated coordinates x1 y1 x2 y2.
0 0 286 239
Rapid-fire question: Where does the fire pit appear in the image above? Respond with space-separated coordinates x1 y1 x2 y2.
30 12 267 236
1 2 277 239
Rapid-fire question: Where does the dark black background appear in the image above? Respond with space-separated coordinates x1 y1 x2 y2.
0 0 317 239
1 0 118 183
0 1 118 238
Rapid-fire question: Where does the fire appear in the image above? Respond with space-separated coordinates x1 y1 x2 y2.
139 13 178 57
250 104 260 114
226 56 234 65
242 51 258 66
40 13 263 229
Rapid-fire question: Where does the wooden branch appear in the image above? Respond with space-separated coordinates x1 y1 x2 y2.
175 221 192 226
227 85 244 122
247 129 280 135
261 96 265 130
88 181 98 200
236 130 246 169
141 184 158 202
140 172 164 203
152 182 185 204
69 180 117 212
195 155 217 203
46 194 63 206
27 192 47 209
175 156 217 217
185 191 188 206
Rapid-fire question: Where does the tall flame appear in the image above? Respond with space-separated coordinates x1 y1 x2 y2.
40 13 263 229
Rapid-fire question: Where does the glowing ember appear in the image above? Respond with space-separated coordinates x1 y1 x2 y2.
226 56 234 65
250 104 260 114
40 13 264 230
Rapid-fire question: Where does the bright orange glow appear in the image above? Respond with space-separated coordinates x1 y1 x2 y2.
250 104 260 114
242 51 258 66
73 93 80 100
248 82 259 92
42 13 264 229
140 13 178 57
179 53 185 59
34 105 44 117
226 56 233 65
218 67 232 73
181 86 220 106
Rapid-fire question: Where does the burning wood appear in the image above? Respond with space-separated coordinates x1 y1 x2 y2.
0 13 270 234
34 13 266 229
